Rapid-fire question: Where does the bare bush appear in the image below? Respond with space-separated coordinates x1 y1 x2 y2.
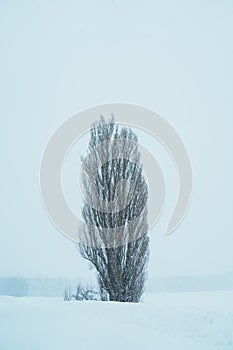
63 286 72 301
64 283 99 301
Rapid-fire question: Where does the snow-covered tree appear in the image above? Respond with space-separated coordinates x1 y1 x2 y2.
78 117 149 302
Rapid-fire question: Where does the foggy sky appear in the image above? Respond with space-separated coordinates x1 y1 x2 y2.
1 0 232 279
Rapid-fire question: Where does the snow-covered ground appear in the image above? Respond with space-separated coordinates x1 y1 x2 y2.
0 291 232 350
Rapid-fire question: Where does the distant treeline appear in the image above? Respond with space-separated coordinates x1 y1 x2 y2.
0 277 28 297
0 276 83 297
0 273 233 297
146 272 233 293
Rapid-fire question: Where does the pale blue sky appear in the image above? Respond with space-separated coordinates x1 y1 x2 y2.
1 0 233 278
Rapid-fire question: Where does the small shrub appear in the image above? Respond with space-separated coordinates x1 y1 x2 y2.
63 283 100 301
